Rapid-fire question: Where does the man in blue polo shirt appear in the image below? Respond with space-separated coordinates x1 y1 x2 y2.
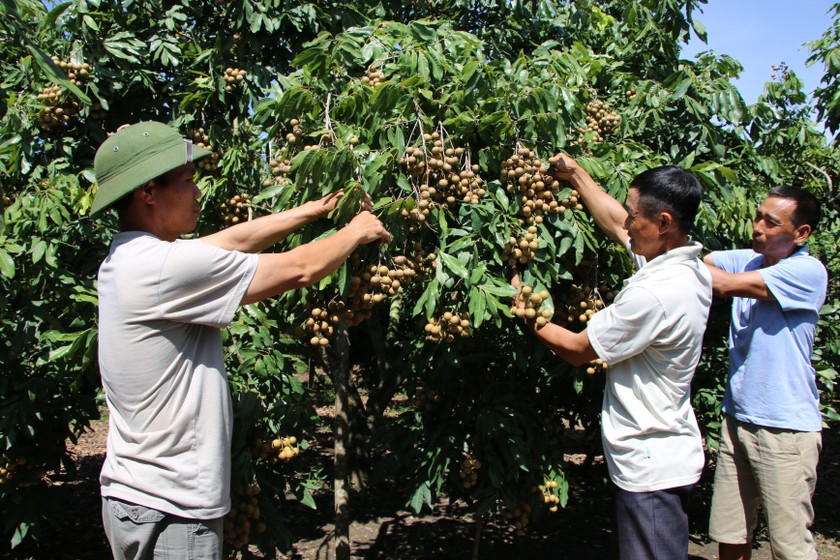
705 185 827 560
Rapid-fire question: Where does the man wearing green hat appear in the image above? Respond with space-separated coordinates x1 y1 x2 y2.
92 121 390 559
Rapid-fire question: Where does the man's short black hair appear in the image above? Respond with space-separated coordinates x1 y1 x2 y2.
630 166 703 234
767 185 822 230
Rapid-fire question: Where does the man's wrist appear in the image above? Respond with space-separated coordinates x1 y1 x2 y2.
302 200 330 221
523 317 539 331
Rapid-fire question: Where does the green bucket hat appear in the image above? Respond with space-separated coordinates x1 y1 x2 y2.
90 121 212 215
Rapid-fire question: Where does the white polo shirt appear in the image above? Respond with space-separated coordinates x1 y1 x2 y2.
587 242 712 492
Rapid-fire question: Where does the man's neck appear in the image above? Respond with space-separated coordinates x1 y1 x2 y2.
650 234 690 259
762 245 801 268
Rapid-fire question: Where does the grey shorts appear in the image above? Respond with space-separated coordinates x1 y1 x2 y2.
102 496 223 560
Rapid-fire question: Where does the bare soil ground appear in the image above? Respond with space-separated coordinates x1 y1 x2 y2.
4 414 839 560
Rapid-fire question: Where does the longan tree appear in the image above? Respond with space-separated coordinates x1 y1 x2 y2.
1 0 839 557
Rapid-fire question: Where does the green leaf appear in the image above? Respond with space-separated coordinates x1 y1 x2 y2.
39 2 72 38
409 21 437 43
0 248 14 278
299 489 317 509
439 251 469 280
468 287 487 327
670 77 693 101
408 481 432 513
82 14 99 31
31 238 46 264
480 281 518 298
691 19 708 43
11 523 28 549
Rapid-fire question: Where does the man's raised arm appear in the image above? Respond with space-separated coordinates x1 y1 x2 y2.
702 254 774 301
241 211 390 305
549 154 629 246
201 191 345 253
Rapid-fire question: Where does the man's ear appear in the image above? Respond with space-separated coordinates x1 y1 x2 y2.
794 223 812 245
138 181 157 205
659 210 674 234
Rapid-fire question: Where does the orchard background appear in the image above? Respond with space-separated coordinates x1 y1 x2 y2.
1 0 839 557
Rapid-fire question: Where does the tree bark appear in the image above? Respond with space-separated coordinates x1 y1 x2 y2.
328 325 351 560
362 295 406 432
345 381 370 490
472 517 483 560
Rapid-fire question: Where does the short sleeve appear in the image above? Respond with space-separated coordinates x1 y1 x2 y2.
758 256 827 313
710 249 755 274
586 286 667 364
156 240 258 328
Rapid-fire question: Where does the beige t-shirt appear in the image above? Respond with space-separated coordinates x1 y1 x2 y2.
587 242 712 492
97 232 258 519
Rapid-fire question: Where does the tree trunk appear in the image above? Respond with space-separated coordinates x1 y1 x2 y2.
346 382 370 490
362 295 406 432
328 325 351 560
472 517 483 560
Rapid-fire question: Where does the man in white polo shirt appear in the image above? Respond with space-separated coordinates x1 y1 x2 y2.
517 153 712 559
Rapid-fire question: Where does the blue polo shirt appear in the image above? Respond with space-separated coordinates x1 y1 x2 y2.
712 247 827 432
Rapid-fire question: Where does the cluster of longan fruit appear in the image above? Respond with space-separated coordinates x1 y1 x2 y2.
501 147 564 225
346 258 415 320
223 483 265 550
344 251 431 325
37 63 84 131
503 501 532 537
266 155 292 188
0 456 46 488
424 311 471 343
37 57 94 132
190 128 220 172
503 226 541 266
414 386 441 412
541 479 562 513
283 118 303 145
555 283 615 327
400 132 486 223
51 56 93 86
511 285 553 327
415 136 485 207
219 193 250 225
585 357 609 375
361 66 386 87
401 144 428 179
223 67 247 91
577 99 621 144
90 101 106 122
265 120 334 188
556 187 584 212
304 305 337 347
300 253 431 346
252 434 301 464
459 457 481 490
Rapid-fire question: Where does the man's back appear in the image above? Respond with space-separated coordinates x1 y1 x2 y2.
98 231 257 519
588 243 713 492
